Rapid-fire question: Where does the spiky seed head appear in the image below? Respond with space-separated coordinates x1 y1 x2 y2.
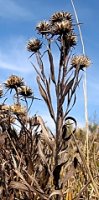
36 21 50 34
27 38 42 52
51 20 72 35
63 33 77 47
0 104 10 111
63 12 72 21
11 104 26 115
71 55 91 69
50 11 72 24
18 86 33 98
5 75 24 89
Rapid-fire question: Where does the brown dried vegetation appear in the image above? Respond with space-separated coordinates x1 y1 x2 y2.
0 11 99 200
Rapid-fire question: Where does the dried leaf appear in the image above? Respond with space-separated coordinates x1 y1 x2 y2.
63 78 74 97
36 116 55 152
47 48 56 84
49 189 63 199
0 186 3 198
0 134 7 146
10 181 29 191
37 76 48 104
62 125 72 141
37 76 55 121
24 169 45 194
37 140 48 165
60 78 74 107
46 79 55 119
11 154 17 169
63 165 75 185
14 169 48 199
53 161 67 188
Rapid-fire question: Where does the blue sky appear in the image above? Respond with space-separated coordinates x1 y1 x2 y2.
0 0 99 129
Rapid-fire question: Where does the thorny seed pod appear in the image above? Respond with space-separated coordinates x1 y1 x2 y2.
65 33 77 47
11 103 26 115
5 75 24 89
61 33 77 55
0 104 10 112
71 55 91 69
36 21 50 35
51 20 72 35
18 85 33 98
50 11 72 24
27 38 42 52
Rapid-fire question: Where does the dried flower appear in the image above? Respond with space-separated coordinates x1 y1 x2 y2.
71 55 91 69
0 104 10 112
51 20 72 35
18 86 33 98
27 38 42 52
59 33 77 56
66 33 77 46
11 104 26 115
36 21 50 34
5 75 24 89
50 11 72 24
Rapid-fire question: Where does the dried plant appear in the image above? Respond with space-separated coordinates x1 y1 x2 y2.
0 10 98 200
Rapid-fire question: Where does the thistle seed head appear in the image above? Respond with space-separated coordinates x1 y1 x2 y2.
0 104 10 112
18 86 33 98
36 21 50 34
50 11 72 24
66 33 77 46
71 55 91 69
51 20 72 35
5 75 24 89
27 38 42 52
11 104 26 115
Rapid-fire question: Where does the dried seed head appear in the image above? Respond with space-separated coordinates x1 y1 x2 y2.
51 11 72 24
62 33 77 53
11 104 26 115
5 75 24 89
18 86 33 98
66 34 77 46
51 20 72 35
0 104 10 111
27 38 42 52
71 55 91 69
36 21 50 34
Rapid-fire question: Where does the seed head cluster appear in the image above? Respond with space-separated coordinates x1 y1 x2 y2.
27 11 77 53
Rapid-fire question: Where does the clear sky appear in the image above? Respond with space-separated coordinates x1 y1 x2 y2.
0 0 99 129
